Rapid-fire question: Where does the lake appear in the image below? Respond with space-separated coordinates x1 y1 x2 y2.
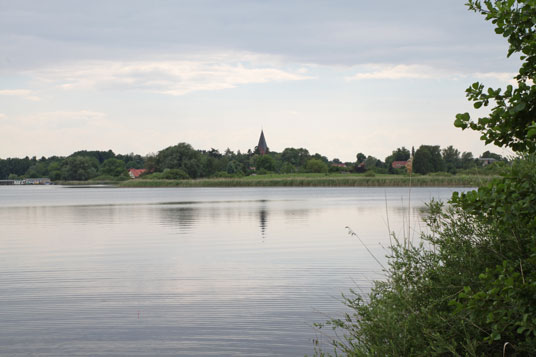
0 186 467 356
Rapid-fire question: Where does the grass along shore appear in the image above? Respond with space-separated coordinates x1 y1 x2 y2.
118 173 496 188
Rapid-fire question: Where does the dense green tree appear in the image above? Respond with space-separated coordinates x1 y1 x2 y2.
70 150 115 164
48 162 62 181
116 153 145 169
355 152 366 164
0 160 8 179
389 147 410 162
100 158 127 177
156 143 202 178
161 168 189 179
280 162 296 173
255 155 276 172
460 151 477 169
480 150 504 161
442 145 461 174
61 156 99 181
365 155 380 170
182 159 202 178
385 147 410 173
311 153 329 163
413 145 445 174
144 154 157 172
281 147 310 167
6 157 32 177
305 158 328 173
25 162 49 178
226 160 244 175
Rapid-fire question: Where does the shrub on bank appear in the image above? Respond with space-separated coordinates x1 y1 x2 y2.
314 1 536 354
314 157 536 355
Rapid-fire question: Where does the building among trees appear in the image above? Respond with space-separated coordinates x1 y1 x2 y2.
257 130 268 155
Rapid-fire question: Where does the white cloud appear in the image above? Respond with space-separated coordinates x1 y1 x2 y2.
346 64 439 80
346 64 517 84
0 89 40 101
473 71 517 84
30 54 313 96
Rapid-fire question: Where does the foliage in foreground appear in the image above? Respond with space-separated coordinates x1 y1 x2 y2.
315 1 536 355
314 157 536 356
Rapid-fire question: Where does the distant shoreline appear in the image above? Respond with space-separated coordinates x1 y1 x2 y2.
111 174 495 188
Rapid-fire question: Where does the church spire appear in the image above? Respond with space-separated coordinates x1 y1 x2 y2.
257 130 268 155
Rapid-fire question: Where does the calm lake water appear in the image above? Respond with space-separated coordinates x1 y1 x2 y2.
0 186 467 356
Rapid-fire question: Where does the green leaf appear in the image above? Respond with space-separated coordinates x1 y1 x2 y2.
474 101 483 109
514 102 526 112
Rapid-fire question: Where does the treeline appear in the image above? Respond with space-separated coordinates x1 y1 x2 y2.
357 145 507 175
0 150 144 181
0 143 507 181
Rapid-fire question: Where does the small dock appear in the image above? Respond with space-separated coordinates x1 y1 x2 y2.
0 178 52 185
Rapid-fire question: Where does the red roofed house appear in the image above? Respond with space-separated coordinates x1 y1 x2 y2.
391 161 408 169
128 168 146 179
331 163 347 168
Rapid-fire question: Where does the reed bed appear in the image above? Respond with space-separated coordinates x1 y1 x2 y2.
119 175 495 188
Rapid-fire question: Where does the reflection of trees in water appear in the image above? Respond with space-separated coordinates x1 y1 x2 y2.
259 206 267 238
159 206 199 233
158 201 316 239
259 205 313 239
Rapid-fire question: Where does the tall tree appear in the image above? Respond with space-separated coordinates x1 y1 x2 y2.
355 152 366 164
155 143 202 178
455 0 536 153
461 151 477 169
281 148 310 168
61 156 99 181
442 145 461 174
480 150 503 161
100 158 127 177
385 147 410 173
413 145 445 174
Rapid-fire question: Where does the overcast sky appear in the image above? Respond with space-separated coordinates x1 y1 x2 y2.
0 0 519 161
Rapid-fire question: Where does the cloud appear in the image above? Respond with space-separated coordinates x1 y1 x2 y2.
13 110 108 130
346 64 516 83
30 55 313 96
473 71 517 84
0 89 40 101
346 64 448 80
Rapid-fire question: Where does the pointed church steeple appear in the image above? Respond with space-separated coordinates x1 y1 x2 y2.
257 130 268 155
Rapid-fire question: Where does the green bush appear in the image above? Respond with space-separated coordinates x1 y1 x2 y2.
315 159 536 356
161 168 189 180
314 1 536 355
306 158 329 173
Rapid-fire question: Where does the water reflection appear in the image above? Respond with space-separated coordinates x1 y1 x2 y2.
0 186 466 356
159 206 199 233
259 206 268 238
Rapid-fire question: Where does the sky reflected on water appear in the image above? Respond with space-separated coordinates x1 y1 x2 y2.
0 186 468 356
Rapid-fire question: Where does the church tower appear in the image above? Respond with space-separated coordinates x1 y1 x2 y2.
257 130 268 155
